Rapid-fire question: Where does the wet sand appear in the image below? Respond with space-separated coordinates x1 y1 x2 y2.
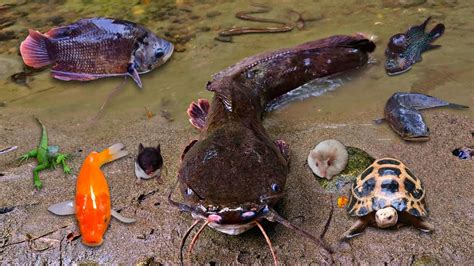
0 107 472 264
1 0 474 264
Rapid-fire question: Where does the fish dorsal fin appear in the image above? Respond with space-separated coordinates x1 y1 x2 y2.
111 209 136 223
187 99 210 130
420 16 432 31
128 64 143 89
48 200 75 216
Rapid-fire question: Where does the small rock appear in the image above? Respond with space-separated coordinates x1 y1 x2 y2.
46 15 65 26
178 5 192 12
0 30 15 41
206 11 222 18
0 101 6 107
190 15 200 20
197 26 211 32
382 0 426 7
214 35 233 43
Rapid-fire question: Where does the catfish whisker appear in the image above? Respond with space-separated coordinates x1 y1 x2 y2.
187 220 210 259
179 220 200 265
256 221 278 266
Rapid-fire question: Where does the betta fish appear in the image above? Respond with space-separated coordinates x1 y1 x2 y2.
20 17 174 88
385 17 444 75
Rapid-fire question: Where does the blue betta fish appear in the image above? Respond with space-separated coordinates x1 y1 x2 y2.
385 17 444 75
20 18 174 88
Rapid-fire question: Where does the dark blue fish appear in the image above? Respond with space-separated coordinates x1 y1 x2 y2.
20 18 174 88
385 17 444 75
384 92 468 141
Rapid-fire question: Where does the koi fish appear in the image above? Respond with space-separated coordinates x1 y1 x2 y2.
20 18 174 88
48 143 135 247
385 17 444 75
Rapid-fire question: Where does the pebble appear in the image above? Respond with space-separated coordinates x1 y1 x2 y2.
206 11 222 18
215 35 233 43
0 30 15 41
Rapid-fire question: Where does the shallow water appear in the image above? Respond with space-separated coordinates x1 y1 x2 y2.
0 0 472 134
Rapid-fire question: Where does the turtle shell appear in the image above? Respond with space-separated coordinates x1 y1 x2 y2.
347 158 428 218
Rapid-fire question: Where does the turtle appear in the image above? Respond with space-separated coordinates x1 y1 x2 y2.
343 157 434 239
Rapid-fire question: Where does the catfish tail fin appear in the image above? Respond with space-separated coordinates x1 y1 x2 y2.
97 143 128 166
20 30 53 68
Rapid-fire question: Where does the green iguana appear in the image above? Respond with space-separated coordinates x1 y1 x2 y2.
19 118 71 189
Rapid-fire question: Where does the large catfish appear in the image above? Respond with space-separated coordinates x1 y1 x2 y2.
170 34 376 264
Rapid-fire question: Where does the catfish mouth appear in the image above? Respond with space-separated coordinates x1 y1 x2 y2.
168 181 334 265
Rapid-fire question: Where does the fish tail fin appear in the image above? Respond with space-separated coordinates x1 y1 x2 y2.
428 23 445 41
421 16 432 31
187 99 210 130
447 103 469 109
340 39 376 53
20 30 53 68
97 143 128 166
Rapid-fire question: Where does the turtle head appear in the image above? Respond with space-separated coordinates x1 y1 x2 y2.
375 207 398 228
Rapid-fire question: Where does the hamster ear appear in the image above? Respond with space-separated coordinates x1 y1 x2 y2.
139 143 144 152
156 144 161 153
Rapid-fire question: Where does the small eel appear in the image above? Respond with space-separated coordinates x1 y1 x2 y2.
218 4 303 37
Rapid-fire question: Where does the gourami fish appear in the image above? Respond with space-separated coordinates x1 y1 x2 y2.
48 143 135 246
385 17 444 75
20 17 174 88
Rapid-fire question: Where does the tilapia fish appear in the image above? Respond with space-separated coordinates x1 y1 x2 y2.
385 17 444 75
170 35 376 263
384 92 468 141
20 18 174 88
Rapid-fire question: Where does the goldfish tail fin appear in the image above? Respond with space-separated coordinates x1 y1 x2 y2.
99 143 128 165
20 30 53 68
428 23 445 41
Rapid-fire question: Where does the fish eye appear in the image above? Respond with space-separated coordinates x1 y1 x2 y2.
271 183 280 192
155 49 164 58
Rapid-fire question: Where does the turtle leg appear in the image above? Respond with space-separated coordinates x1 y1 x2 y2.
342 218 369 239
399 212 434 233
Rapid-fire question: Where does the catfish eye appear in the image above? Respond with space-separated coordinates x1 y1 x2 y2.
185 187 193 196
155 49 164 58
315 162 319 167
271 183 280 192
327 161 332 166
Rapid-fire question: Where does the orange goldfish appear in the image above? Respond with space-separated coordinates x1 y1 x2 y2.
48 143 135 247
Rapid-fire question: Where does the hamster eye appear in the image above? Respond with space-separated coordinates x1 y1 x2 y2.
271 183 280 192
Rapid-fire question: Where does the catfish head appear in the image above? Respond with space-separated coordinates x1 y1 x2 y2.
386 107 430 141
169 125 332 264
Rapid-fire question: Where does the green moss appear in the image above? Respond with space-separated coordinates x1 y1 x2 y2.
315 146 375 193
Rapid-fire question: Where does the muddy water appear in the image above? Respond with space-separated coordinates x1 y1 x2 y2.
0 0 472 135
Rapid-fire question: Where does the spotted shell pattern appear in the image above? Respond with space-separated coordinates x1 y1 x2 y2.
347 158 428 218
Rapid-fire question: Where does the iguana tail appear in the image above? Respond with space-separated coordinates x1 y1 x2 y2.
35 117 48 151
